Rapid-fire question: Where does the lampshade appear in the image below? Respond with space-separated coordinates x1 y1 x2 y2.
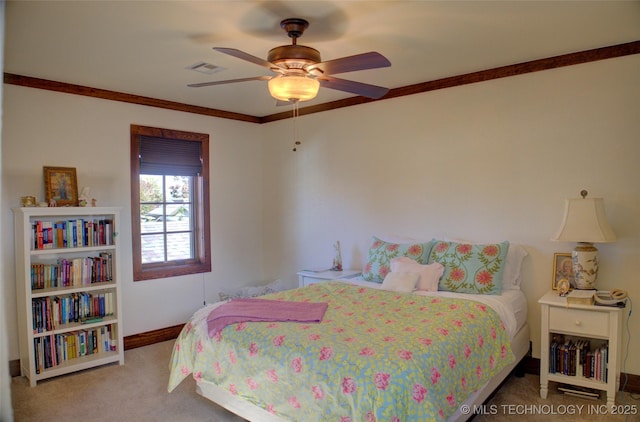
552 197 616 243
268 74 319 102
552 193 616 290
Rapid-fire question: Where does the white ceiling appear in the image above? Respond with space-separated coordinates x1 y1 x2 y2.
5 1 640 118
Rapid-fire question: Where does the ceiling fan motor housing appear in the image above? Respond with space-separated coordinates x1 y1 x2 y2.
268 45 321 69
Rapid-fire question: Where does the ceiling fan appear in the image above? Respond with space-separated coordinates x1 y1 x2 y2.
188 18 391 103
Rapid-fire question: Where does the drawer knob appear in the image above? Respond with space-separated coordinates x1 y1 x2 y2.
575 320 582 326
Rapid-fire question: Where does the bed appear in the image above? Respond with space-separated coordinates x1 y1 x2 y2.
168 238 530 421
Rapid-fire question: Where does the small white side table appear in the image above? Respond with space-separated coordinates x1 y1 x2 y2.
538 290 624 408
297 269 361 288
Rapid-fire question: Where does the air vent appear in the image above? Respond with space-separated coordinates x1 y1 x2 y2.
186 62 225 75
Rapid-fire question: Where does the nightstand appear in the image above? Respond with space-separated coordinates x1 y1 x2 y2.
538 290 624 407
297 269 361 288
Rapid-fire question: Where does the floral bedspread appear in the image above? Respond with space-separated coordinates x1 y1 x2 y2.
168 282 514 421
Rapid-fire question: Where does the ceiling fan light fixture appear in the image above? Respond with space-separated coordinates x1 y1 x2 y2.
268 73 319 102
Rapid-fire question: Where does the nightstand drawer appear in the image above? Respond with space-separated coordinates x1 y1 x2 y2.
549 307 609 337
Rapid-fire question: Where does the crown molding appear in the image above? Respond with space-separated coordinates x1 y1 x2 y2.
5 40 639 124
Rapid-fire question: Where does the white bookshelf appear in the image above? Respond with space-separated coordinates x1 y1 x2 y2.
13 207 124 386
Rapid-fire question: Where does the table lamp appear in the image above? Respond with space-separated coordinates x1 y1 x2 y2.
552 190 616 290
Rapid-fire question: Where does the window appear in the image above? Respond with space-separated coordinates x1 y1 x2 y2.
130 125 211 281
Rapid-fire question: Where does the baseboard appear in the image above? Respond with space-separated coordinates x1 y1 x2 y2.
523 356 640 394
9 359 20 378
123 323 184 350
620 371 640 394
523 355 541 376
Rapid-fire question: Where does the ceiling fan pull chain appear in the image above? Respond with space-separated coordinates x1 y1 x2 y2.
292 100 301 152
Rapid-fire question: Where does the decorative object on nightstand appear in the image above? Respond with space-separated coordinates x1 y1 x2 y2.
538 290 624 408
331 240 343 271
552 190 616 290
297 269 361 288
552 252 574 291
557 278 570 296
565 289 595 305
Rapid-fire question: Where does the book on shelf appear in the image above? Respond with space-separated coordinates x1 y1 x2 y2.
32 291 115 332
549 335 608 382
30 218 114 250
31 252 113 290
32 324 116 370
566 289 595 305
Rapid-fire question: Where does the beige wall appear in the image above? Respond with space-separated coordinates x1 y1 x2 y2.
2 54 639 376
261 55 640 374
0 2 14 419
1 85 266 358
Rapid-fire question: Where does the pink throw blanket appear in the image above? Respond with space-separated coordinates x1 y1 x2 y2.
207 298 328 337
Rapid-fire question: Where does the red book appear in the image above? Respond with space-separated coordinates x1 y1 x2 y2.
36 221 44 249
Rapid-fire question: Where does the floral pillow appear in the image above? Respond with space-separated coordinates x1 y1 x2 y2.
428 240 509 294
362 236 434 282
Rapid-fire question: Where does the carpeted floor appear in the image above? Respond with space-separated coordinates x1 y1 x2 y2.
11 340 640 421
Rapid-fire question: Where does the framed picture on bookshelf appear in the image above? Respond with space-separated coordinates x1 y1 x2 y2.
552 252 574 290
43 166 78 206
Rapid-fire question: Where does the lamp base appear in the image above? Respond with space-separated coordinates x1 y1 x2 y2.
572 242 599 290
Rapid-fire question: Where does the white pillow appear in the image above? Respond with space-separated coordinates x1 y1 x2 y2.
376 234 430 244
381 272 420 293
502 244 528 290
444 238 528 290
390 257 444 292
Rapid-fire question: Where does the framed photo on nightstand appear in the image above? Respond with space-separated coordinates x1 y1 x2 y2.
552 252 574 290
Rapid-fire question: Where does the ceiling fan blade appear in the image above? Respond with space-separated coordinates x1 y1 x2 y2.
307 52 391 76
318 76 389 99
213 47 283 71
187 76 271 88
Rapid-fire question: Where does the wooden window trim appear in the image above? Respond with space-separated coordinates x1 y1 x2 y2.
130 124 211 281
